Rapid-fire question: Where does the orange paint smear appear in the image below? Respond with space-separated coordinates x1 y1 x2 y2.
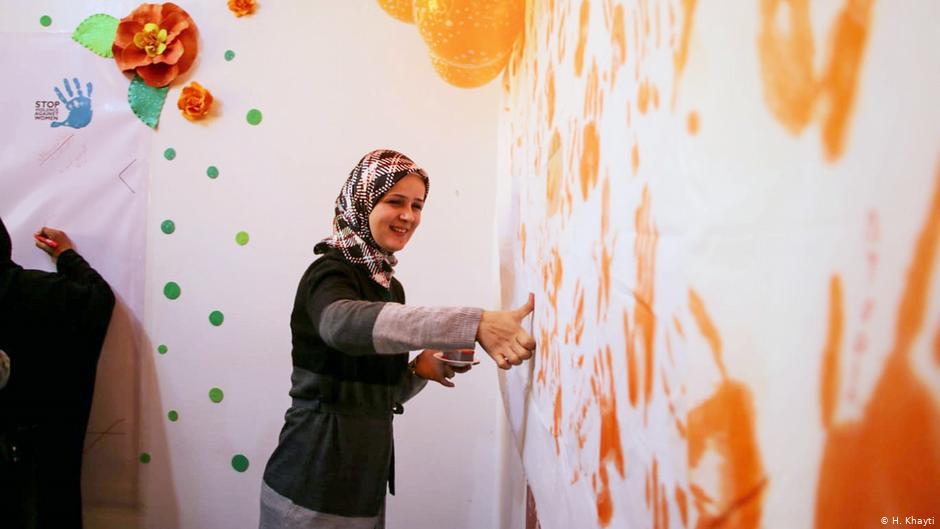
673 314 686 339
688 380 767 529
634 185 659 412
757 0 875 161
574 0 590 76
688 289 727 379
632 142 640 174
537 326 549 385
687 289 767 529
655 0 661 48
637 79 651 114
660 484 670 529
611 4 627 71
547 68 556 127
687 111 700 135
820 275 844 430
934 323 940 366
596 177 614 321
676 486 689 528
671 0 697 107
625 309 639 407
593 346 626 526
817 0 874 159
553 385 563 455
585 62 600 117
520 222 527 262
662 369 687 438
574 280 585 345
814 163 940 527
580 123 600 200
546 130 564 217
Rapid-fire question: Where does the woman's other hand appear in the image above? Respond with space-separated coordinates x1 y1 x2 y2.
413 349 471 388
476 293 536 370
34 226 74 259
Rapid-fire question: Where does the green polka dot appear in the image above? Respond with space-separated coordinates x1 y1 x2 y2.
167 410 179 422
209 310 225 326
246 109 263 126
160 219 175 234
163 282 181 300
157 344 168 355
39 15 52 27
209 387 224 403
231 454 250 472
139 452 151 464
164 148 176 160
207 166 219 179
235 231 250 246
224 49 236 61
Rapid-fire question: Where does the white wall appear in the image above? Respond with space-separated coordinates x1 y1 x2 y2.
1 2 516 528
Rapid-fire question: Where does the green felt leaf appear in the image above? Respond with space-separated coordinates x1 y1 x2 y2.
72 14 119 58
128 75 169 129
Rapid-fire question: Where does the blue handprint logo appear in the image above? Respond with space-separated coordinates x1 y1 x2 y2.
50 77 93 129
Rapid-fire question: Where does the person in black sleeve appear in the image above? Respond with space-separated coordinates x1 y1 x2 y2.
0 218 115 529
260 149 536 529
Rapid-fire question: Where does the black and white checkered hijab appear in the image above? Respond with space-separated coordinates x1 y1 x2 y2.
315 149 429 288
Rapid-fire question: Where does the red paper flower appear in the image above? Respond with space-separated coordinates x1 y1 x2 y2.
112 3 199 88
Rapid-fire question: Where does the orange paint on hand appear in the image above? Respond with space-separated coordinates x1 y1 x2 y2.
580 123 600 200
820 275 844 430
814 163 940 528
687 111 700 135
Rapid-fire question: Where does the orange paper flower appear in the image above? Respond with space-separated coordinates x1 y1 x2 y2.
228 0 257 17
177 81 213 120
112 3 199 88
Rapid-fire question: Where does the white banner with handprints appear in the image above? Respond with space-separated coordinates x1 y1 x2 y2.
0 32 149 508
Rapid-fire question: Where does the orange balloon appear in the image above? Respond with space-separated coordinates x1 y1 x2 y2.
377 0 415 23
430 53 510 88
414 0 524 67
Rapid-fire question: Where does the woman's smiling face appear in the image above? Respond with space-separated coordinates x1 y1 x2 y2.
369 173 426 252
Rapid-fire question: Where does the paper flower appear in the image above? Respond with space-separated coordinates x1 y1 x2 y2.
228 0 257 17
177 81 213 120
112 3 199 88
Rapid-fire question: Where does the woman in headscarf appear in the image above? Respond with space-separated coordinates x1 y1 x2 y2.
0 218 115 529
260 149 535 529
